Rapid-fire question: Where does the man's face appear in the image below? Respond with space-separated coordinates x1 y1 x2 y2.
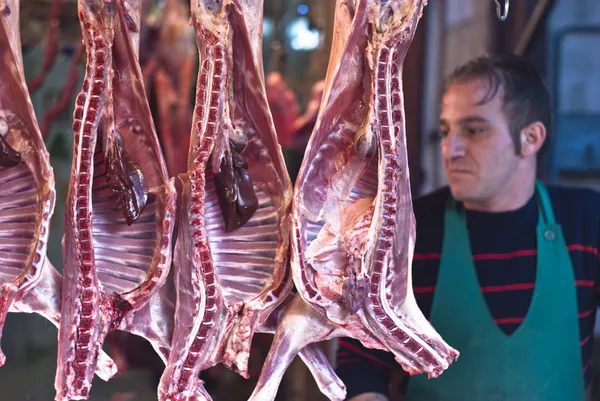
440 78 522 206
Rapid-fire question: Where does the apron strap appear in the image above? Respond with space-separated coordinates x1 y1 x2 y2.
535 180 557 225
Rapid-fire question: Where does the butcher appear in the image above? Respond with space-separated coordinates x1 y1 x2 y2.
335 54 600 401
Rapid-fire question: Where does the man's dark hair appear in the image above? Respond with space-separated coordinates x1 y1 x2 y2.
443 53 552 156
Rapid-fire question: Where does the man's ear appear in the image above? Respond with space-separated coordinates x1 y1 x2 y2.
520 121 546 157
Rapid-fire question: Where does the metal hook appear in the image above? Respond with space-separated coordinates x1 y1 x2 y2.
495 0 510 21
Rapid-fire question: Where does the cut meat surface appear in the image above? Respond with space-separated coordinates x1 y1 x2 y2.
157 1 294 397
204 175 279 302
0 0 56 367
0 164 38 283
91 146 160 293
0 0 118 384
10 257 119 381
248 2 459 400
55 1 177 400
158 2 346 401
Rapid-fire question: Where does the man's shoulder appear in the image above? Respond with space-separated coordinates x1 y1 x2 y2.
546 182 600 197
546 183 600 216
413 186 450 219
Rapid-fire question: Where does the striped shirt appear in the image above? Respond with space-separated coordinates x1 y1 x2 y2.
335 184 600 399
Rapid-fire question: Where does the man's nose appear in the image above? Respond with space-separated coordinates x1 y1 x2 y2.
442 131 467 159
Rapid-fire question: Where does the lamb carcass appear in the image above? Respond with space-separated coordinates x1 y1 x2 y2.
248 1 459 400
55 0 177 399
0 1 56 362
157 1 346 400
0 0 118 381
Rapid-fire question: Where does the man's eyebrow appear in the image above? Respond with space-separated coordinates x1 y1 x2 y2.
455 116 490 124
439 115 490 126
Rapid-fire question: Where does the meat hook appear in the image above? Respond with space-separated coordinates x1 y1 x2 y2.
495 0 509 21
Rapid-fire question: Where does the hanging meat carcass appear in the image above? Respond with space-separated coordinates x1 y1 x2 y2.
55 0 178 399
0 0 118 381
156 1 347 400
10 259 119 381
248 1 459 400
0 1 57 361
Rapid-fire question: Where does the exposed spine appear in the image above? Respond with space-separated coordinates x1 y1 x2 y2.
58 16 111 399
365 36 440 374
165 35 226 399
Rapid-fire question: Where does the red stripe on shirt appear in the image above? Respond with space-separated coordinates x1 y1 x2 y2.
414 287 435 293
494 317 524 324
413 253 441 260
413 244 599 261
414 280 594 294
581 335 591 346
583 359 592 373
481 283 534 292
568 244 599 256
337 340 397 370
493 315 594 324
474 250 537 260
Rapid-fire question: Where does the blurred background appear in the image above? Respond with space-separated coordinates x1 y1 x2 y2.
2 0 600 400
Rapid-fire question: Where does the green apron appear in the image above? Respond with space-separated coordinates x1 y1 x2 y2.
404 181 585 401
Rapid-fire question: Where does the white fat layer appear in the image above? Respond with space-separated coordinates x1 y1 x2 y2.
0 118 8 137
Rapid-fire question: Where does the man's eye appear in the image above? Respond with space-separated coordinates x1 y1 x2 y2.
467 127 486 135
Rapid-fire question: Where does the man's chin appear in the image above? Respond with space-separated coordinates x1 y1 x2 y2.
448 184 476 203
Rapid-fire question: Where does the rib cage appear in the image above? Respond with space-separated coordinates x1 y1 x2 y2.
55 1 177 399
204 173 279 304
0 164 38 284
0 0 122 393
303 153 378 247
91 147 160 293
